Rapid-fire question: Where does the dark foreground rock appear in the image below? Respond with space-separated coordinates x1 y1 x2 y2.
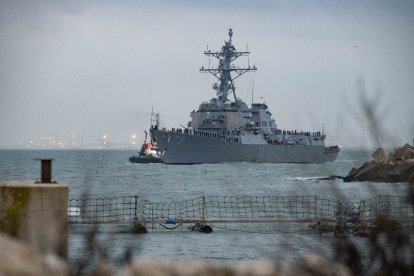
0 230 351 276
344 143 414 183
118 255 352 276
0 232 69 276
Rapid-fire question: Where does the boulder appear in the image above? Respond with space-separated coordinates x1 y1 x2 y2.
386 160 414 182
394 143 414 161
410 170 414 183
371 148 386 163
387 152 395 162
348 167 358 175
354 163 395 182
401 148 414 161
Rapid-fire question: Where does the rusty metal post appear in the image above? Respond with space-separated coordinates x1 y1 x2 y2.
35 159 54 183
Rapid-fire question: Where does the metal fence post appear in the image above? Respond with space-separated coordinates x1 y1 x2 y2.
201 196 206 220
377 195 381 217
35 159 54 183
134 196 138 220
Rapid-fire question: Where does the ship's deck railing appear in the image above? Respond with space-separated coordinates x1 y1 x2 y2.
68 195 413 225
169 127 323 138
166 126 328 147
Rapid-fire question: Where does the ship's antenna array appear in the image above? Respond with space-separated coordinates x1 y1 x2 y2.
251 79 255 105
200 29 257 102
150 107 159 128
150 107 153 126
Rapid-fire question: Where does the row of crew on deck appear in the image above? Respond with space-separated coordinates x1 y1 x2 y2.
168 127 322 139
166 128 240 142
169 128 224 139
282 130 322 137
170 128 243 136
165 127 322 146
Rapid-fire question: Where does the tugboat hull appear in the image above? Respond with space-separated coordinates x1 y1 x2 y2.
129 155 163 164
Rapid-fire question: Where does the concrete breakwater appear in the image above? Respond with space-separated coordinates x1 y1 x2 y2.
344 143 414 183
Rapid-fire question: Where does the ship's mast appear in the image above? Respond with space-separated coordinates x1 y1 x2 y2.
200 29 257 102
150 107 159 128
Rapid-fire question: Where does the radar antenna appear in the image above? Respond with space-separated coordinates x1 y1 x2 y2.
200 29 257 102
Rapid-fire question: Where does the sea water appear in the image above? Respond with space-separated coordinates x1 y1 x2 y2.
0 149 410 268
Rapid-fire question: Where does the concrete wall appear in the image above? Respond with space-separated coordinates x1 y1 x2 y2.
0 181 68 258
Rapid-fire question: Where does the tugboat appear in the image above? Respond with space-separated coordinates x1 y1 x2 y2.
129 111 164 164
129 131 164 164
129 109 163 164
150 29 340 164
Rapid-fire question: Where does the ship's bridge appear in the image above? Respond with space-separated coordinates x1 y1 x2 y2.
248 102 277 133
190 97 254 130
251 103 268 110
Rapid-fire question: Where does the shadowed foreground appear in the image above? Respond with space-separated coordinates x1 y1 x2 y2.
0 231 352 276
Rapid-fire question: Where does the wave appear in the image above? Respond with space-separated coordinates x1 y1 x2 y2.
288 176 343 182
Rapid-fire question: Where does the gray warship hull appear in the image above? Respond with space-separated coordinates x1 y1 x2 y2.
151 129 338 164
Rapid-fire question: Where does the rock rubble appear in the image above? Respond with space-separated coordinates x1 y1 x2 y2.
344 143 414 183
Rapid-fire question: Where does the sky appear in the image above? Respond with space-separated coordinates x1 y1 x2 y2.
1 0 413 148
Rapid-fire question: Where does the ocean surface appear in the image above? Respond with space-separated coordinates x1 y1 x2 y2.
0 149 410 269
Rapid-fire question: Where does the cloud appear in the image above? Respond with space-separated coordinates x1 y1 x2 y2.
1 1 413 147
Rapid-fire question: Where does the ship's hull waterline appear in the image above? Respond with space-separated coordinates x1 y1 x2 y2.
151 129 338 164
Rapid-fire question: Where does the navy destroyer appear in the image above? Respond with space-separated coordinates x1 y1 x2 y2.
150 29 340 164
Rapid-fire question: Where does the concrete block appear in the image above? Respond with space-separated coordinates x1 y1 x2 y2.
0 181 68 258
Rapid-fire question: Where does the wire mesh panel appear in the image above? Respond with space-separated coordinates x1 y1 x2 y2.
69 196 137 223
138 195 322 221
316 198 338 219
360 197 378 219
68 194 413 225
358 195 414 222
377 195 413 219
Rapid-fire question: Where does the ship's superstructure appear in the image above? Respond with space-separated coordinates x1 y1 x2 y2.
150 29 340 164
